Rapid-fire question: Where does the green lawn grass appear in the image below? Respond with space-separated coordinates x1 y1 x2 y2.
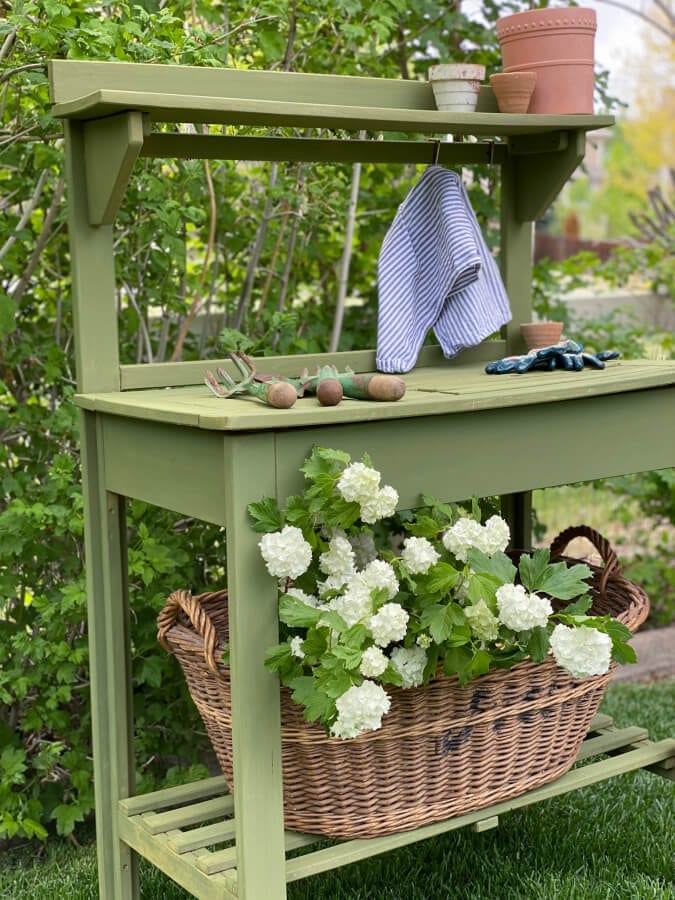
2 681 673 900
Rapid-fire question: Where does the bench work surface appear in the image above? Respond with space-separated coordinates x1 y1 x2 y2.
75 357 675 432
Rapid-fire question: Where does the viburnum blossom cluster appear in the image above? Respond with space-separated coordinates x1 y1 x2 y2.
249 447 636 739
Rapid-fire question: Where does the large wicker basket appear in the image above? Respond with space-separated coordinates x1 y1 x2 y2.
157 525 649 839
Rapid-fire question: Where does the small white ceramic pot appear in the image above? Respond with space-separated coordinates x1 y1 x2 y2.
428 63 486 112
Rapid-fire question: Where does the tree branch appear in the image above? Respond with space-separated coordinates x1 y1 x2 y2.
592 0 673 38
330 132 365 353
0 169 49 262
9 178 65 305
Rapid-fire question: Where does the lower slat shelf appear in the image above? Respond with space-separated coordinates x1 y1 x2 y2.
117 717 675 898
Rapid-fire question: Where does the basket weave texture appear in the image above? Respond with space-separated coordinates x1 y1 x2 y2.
157 525 649 839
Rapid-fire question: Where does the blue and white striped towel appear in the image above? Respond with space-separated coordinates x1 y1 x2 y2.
376 166 512 374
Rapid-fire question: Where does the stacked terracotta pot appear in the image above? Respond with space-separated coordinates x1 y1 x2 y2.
496 6 597 114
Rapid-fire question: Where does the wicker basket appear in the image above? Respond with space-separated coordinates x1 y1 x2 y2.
157 525 649 839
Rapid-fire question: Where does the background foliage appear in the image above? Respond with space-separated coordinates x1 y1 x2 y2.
0 0 669 844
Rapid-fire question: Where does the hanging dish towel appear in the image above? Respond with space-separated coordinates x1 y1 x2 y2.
376 166 512 374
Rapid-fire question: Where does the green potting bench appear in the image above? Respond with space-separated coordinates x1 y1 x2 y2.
49 60 675 899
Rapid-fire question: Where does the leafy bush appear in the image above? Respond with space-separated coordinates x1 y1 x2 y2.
0 0 511 843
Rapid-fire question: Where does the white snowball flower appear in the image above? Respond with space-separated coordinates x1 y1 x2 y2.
289 636 305 659
337 461 381 503
319 535 356 580
479 515 511 555
359 485 399 524
496 583 553 631
390 645 427 688
330 680 391 739
550 624 613 679
416 633 432 649
402 536 440 574
464 599 500 642
284 587 319 608
359 645 389 678
349 532 378 569
329 577 373 627
361 559 399 600
368 602 409 648
259 525 312 580
442 518 484 563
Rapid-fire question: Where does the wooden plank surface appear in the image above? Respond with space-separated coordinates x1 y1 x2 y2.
48 61 613 134
119 814 237 900
196 832 316 876
142 796 234 835
76 359 675 432
119 776 228 817
284 739 675 882
52 88 614 135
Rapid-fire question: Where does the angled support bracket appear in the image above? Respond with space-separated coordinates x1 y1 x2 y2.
510 130 586 222
83 111 149 225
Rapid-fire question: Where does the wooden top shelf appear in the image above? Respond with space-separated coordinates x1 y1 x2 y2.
49 60 613 137
74 357 675 432
50 88 613 136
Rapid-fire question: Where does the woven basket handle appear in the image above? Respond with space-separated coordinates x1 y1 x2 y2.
157 589 221 675
549 524 622 599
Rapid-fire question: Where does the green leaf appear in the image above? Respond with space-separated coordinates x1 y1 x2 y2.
52 802 85 836
518 548 554 591
316 609 349 633
419 493 457 523
0 746 27 784
219 328 253 353
278 595 321 628
466 572 501 607
221 643 230 667
442 646 473 679
0 294 18 339
341 624 368 650
247 497 283 533
283 495 311 530
314 663 355 700
420 602 465 644
380 664 404 687
288 674 338 721
445 624 472 647
330 644 362 670
137 655 163 688
407 516 442 539
537 561 593 600
20 817 48 840
264 642 292 672
300 446 349 480
321 496 362 530
604 619 633 643
559 594 593 616
470 648 492 676
467 548 517 585
299 629 328 661
526 626 550 663
611 640 637 665
420 561 461 597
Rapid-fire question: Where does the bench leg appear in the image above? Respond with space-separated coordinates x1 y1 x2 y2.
224 435 288 899
81 412 138 899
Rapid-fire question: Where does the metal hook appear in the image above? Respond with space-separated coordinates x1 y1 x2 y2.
430 139 441 165
486 139 495 165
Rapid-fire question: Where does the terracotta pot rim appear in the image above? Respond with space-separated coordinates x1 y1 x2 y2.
497 7 596 38
505 58 594 71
